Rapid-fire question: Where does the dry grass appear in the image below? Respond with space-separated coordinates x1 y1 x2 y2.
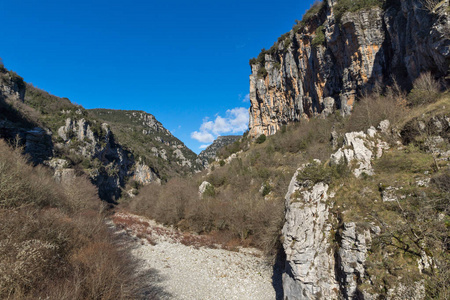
346 84 409 133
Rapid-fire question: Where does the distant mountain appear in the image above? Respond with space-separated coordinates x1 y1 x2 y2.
0 66 204 202
198 135 241 165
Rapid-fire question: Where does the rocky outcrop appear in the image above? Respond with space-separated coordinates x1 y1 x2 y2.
0 70 53 164
55 117 165 201
281 124 427 299
89 109 204 175
198 181 213 196
401 114 450 153
330 122 390 177
282 163 339 299
198 135 241 165
248 0 450 137
336 222 374 299
57 118 100 156
24 127 53 164
0 69 25 102
56 119 133 201
282 161 400 299
282 161 381 299
133 162 160 185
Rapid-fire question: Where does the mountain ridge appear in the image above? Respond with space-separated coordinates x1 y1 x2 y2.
0 67 205 201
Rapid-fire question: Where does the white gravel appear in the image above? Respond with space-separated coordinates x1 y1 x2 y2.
112 212 279 300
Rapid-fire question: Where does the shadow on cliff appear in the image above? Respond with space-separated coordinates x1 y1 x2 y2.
272 247 285 300
363 0 447 96
0 94 54 164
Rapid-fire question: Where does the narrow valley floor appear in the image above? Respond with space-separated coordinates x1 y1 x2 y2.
111 212 281 300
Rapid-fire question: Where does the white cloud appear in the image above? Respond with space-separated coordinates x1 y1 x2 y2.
191 107 249 143
191 131 215 143
242 94 250 103
199 144 210 150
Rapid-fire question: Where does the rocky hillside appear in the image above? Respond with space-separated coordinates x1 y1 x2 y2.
89 109 204 180
198 135 241 165
0 66 204 202
281 100 449 299
248 0 450 137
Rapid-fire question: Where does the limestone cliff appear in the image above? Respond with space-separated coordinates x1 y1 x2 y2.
249 0 450 137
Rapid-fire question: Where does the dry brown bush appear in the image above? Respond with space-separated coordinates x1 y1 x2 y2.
408 72 441 106
0 140 153 299
0 142 64 209
346 85 409 133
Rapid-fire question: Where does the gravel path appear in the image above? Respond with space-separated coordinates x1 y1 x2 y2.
112 212 281 300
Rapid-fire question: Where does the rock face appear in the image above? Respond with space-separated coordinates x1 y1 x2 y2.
0 69 25 102
282 162 384 299
248 0 450 137
282 165 339 299
198 135 241 165
56 119 135 201
133 162 160 185
89 109 204 176
336 222 373 299
281 125 400 299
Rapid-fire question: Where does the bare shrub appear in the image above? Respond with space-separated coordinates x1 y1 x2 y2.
62 175 101 212
0 141 64 209
408 72 441 106
346 85 408 132
270 117 335 160
0 140 149 299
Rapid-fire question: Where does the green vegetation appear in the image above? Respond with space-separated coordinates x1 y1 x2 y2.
292 1 325 33
257 67 268 78
277 32 291 49
311 25 325 47
261 182 272 196
0 140 151 299
302 1 325 23
24 84 84 133
255 134 267 144
217 132 249 159
297 159 349 184
249 48 267 67
250 44 283 74
89 109 202 179
273 62 281 70
0 58 5 72
6 71 25 90
328 140 449 297
334 0 385 23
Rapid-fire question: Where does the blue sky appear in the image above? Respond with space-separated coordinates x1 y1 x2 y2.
1 0 316 153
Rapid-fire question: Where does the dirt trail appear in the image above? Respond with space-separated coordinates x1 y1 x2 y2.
111 212 281 300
